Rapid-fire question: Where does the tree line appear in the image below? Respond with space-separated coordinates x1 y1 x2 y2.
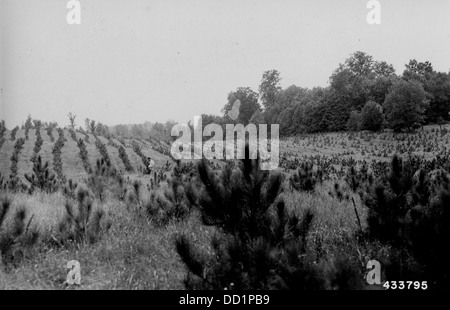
4 51 449 141
204 51 450 135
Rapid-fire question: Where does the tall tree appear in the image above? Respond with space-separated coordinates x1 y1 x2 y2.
343 51 374 76
403 60 450 124
383 79 429 132
222 87 260 125
361 100 384 131
373 61 396 77
249 109 265 126
404 59 433 78
259 69 282 111
424 72 450 124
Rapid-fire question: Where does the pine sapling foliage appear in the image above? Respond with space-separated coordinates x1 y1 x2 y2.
176 146 323 290
0 196 39 266
145 160 192 225
52 128 67 183
361 154 450 289
24 115 32 140
76 138 91 173
58 189 110 246
87 158 122 202
10 126 19 141
362 155 414 245
289 162 321 192
24 155 57 193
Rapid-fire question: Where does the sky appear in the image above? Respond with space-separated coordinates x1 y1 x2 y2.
1 0 450 128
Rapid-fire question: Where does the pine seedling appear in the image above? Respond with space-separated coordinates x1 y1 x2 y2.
176 145 324 290
24 155 57 193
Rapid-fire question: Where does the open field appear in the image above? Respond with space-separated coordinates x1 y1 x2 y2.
0 125 449 290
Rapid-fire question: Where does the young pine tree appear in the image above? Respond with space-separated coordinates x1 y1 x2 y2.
362 155 450 289
176 146 323 290
24 155 57 193
0 196 39 266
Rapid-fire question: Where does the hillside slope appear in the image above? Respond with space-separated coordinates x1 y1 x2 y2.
0 128 173 184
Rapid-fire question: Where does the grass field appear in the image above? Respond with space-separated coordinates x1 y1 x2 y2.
0 125 449 289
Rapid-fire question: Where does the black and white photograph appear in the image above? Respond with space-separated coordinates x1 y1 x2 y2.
0 0 450 296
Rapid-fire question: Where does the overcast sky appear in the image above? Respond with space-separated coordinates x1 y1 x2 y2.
1 0 450 128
